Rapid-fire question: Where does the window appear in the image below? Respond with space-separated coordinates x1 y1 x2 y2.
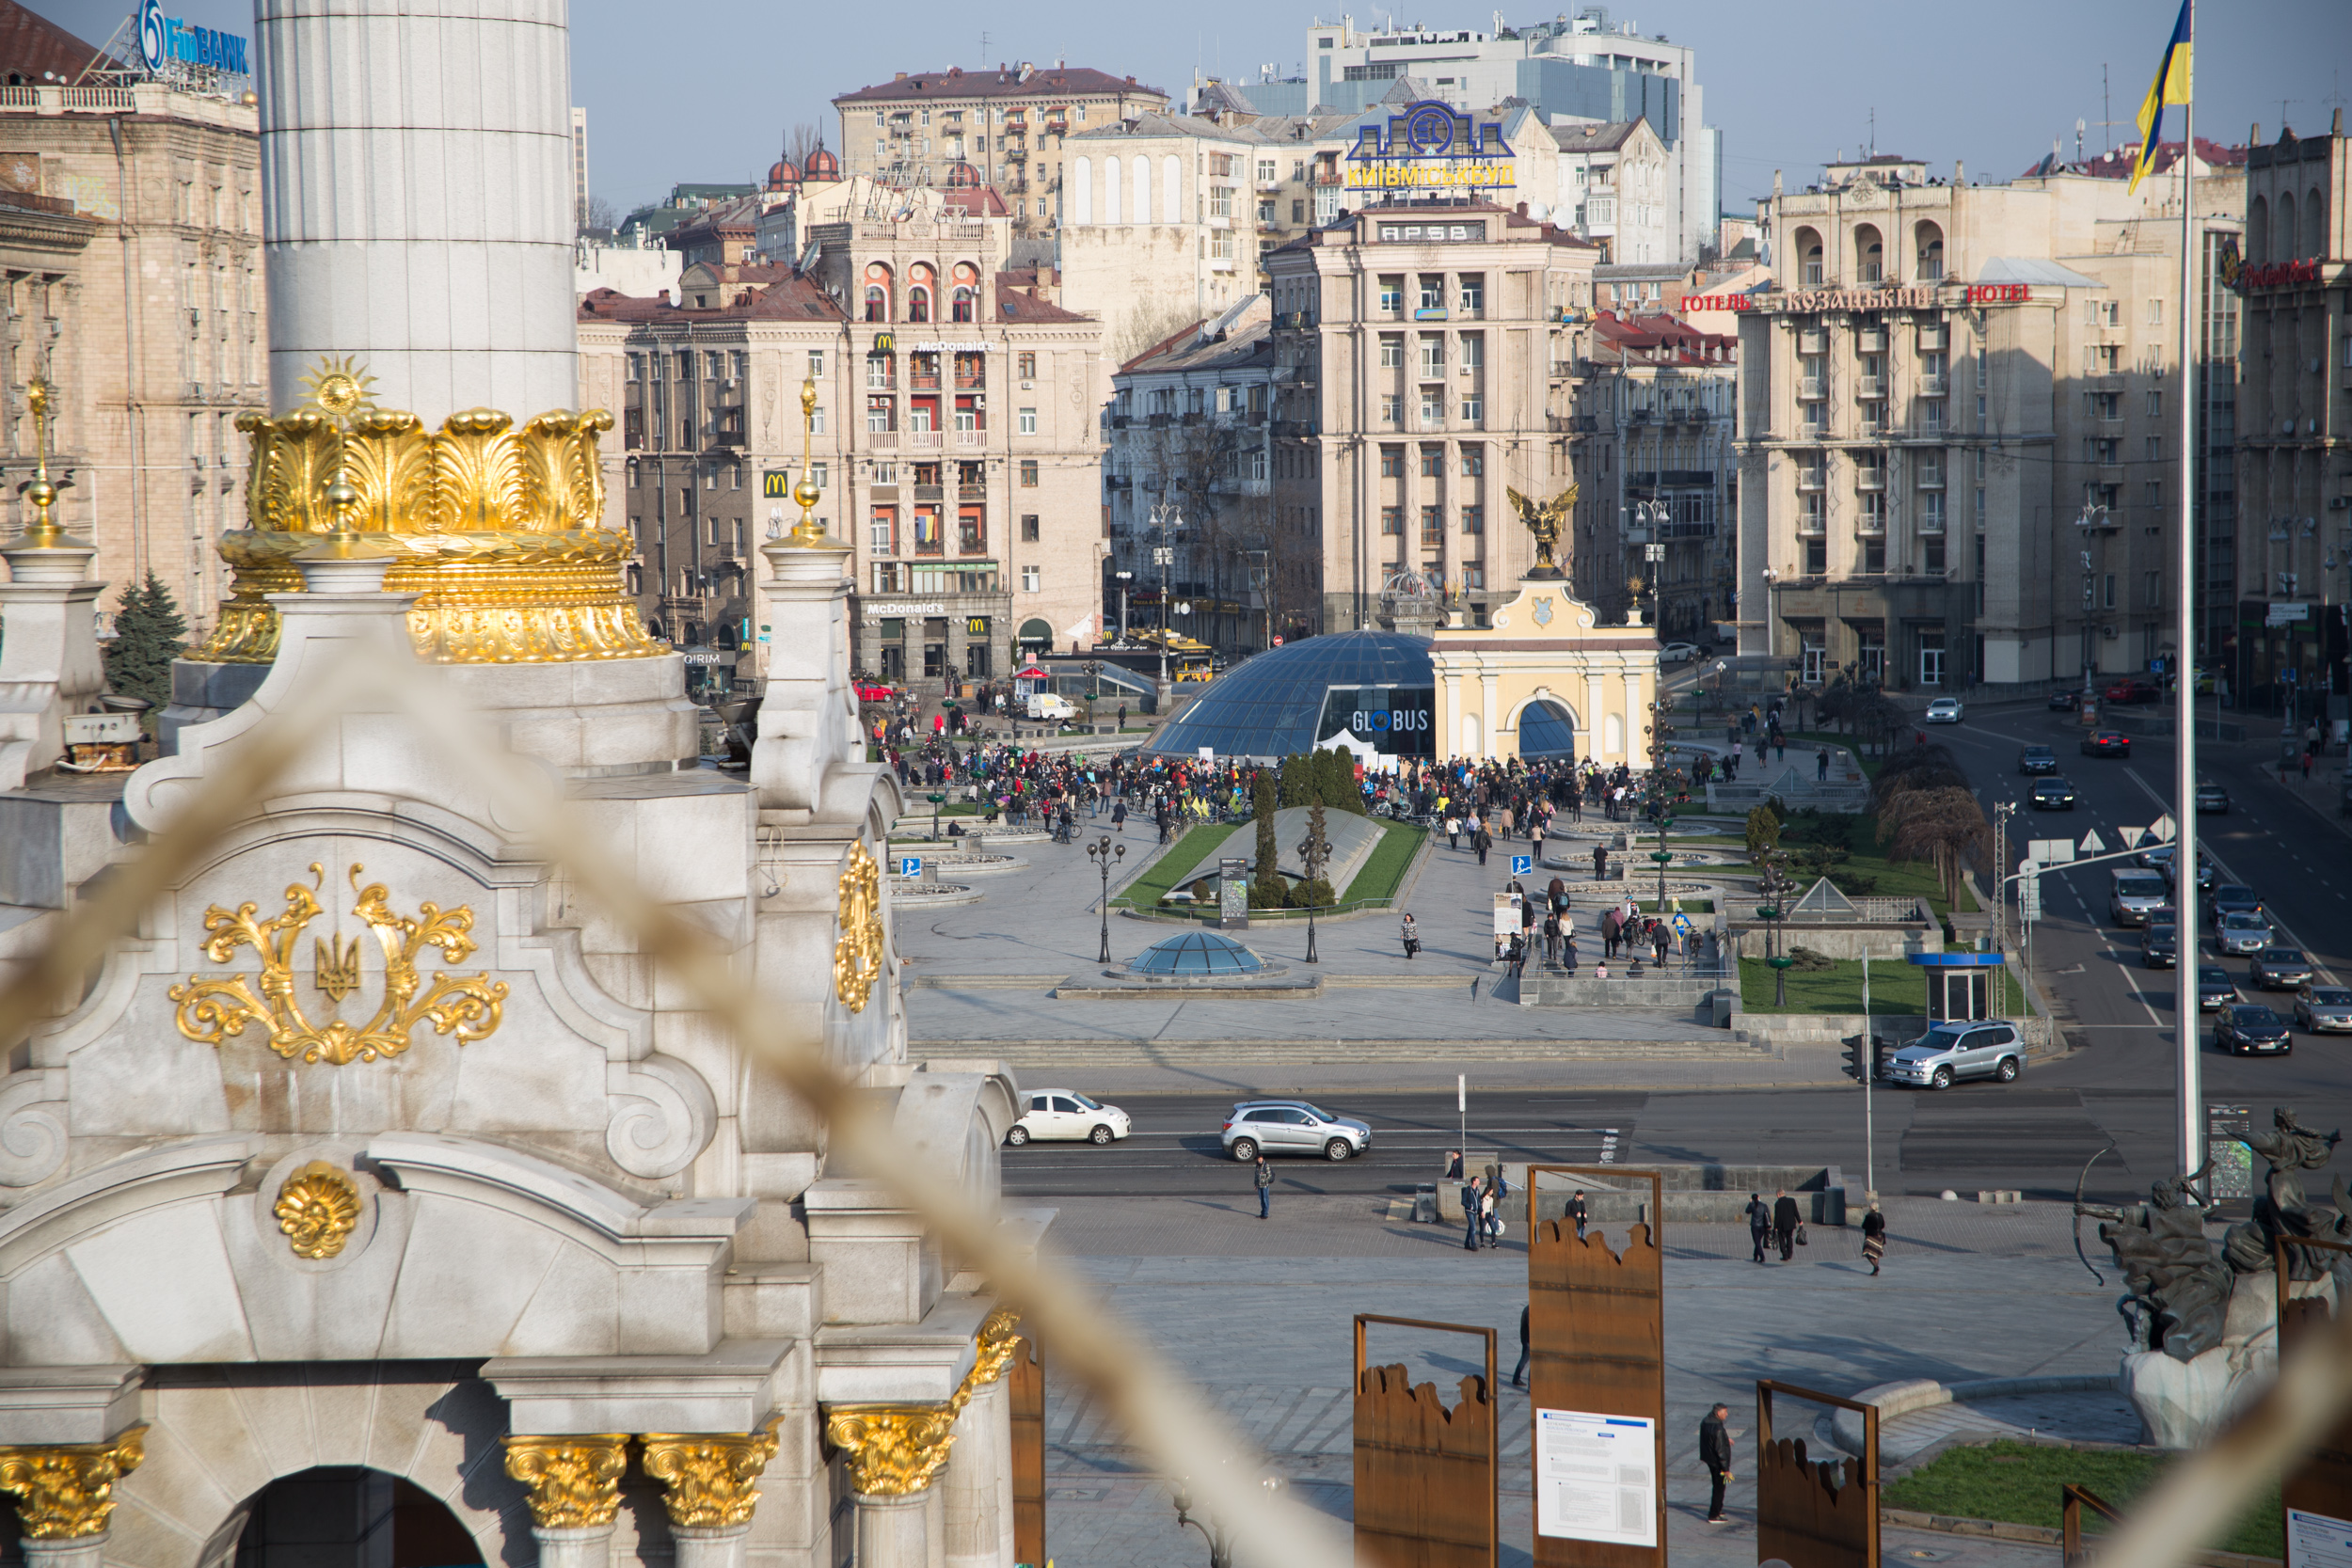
1381 505 1403 534
1418 276 1444 311
1380 448 1405 477
676 353 691 379
1378 277 1404 315
1256 158 1276 183
1019 406 1038 435
1419 339 1444 377
2144 569 2162 607
1461 504 1483 534
959 513 985 553
810 462 828 491
870 514 896 554
1258 201 1277 224
2147 389 2163 418
2091 390 2121 420
1379 336 1404 368
2145 298 2163 325
1293 199 1305 223
650 355 664 382
1022 515 1040 541
2146 436 2163 462
1459 335 1483 372
1462 562 1484 590
1924 537 1946 574
1420 448 1443 479
1420 506 1442 546
2090 343 2121 375
1919 491 1946 531
809 404 826 435
1461 448 1483 477
1804 538 1828 576
1458 275 1484 314
867 356 896 390
1862 537 1885 574
1421 389 1443 425
706 352 723 379
1459 394 1483 425
730 465 743 490
1381 394 1402 423
1209 186 1233 219
1018 351 1037 380
1022 565 1041 592
2104 573 2116 609
2144 479 2163 511
1020 459 1039 487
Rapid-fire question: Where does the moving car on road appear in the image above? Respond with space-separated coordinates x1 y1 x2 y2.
2080 730 2133 757
2049 690 2082 711
1925 697 1964 724
2294 986 2352 1034
1007 1090 1133 1146
2205 884 2263 920
853 682 896 704
2108 871 2171 927
1879 1022 2026 1090
2199 965 2239 1009
2250 948 2315 991
2142 924 2178 968
1660 641 1700 664
2142 844 2215 892
2217 911 2276 955
1221 1100 1373 1163
2195 783 2231 815
2217 1004 2293 1055
2030 777 2078 810
2104 679 2160 705
2018 745 2058 775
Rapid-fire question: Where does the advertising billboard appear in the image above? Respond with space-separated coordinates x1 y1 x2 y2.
1317 685 1435 757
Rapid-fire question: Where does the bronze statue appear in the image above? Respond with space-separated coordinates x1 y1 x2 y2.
1505 484 1575 580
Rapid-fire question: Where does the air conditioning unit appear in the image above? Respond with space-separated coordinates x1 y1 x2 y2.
2102 626 2120 641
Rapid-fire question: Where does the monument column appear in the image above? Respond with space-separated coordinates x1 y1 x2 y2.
822 1405 958 1568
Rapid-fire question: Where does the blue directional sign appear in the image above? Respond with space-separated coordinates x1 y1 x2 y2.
1510 855 1533 877
898 857 922 878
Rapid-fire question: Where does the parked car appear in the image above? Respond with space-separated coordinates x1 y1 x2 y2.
2195 783 2231 815
853 683 896 704
2018 745 2058 775
1879 1022 2026 1090
1660 641 1700 664
2049 690 2082 711
2293 986 2352 1034
1221 1100 1373 1162
1025 691 1078 721
2080 730 2133 757
2205 884 2264 920
2108 870 2172 927
2217 1004 2293 1055
2029 777 2078 810
2250 947 2315 991
1925 697 1964 724
1006 1089 1133 1146
2104 679 2161 705
2142 923 2178 968
2199 965 2239 1010
2217 911 2276 955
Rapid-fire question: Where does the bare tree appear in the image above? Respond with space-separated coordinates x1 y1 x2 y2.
1877 784 1991 908
786 122 823 170
1127 411 1275 653
1111 302 1203 368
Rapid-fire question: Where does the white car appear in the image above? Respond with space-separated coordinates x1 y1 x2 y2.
1924 697 1964 723
1660 641 1700 664
1006 1089 1132 1146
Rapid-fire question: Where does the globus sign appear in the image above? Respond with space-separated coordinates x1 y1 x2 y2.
137 0 249 75
1317 685 1435 757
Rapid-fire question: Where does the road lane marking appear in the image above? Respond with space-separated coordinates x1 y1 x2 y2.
2120 768 2340 987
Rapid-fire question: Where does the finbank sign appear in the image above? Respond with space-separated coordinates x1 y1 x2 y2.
137 0 249 76
1345 101 1515 191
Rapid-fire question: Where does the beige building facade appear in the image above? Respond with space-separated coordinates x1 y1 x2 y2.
1263 201 1599 638
1430 574 1658 765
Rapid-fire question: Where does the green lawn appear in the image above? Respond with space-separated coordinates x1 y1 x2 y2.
1340 823 1427 907
1738 957 2020 1015
1638 899 1715 914
1112 823 1238 909
1883 1439 2281 1560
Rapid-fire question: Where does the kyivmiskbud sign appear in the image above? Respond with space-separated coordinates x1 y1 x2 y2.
1344 101 1515 193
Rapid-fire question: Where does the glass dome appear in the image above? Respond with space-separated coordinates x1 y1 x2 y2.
1130 930 1266 975
1142 630 1436 760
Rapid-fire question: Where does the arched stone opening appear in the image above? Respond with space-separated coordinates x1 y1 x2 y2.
1513 696 1579 763
230 1468 485 1568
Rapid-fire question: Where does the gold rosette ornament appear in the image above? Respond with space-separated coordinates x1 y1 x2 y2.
198 356 661 665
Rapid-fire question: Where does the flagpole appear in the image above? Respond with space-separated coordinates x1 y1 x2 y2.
2172 0 2201 1181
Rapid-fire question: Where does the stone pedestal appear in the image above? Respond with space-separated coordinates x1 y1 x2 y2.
850 1490 931 1568
752 535 862 815
0 533 103 789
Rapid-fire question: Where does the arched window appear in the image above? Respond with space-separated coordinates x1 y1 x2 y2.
1914 220 1945 281
1163 154 1182 222
864 285 887 322
2276 193 2297 265
1853 223 1883 283
2249 196 2268 263
1104 155 1122 224
1073 156 1092 225
1794 226 1824 286
1133 156 1151 226
908 285 930 324
2310 187 2328 259
951 285 976 323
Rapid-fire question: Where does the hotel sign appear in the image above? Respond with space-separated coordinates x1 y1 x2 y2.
1779 287 1941 313
1345 101 1514 192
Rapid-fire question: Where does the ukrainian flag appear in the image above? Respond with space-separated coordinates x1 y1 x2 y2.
2129 0 2193 192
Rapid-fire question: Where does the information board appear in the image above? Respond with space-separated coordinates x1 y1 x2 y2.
2208 1103 2254 1202
2289 1508 2352 1568
1218 857 1249 927
1534 1409 1657 1546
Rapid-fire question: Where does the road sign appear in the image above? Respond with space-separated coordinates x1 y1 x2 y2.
1511 855 1533 877
2019 859 2042 921
2079 829 2107 854
898 857 922 878
2027 839 2074 864
2121 825 2145 849
2147 814 2176 843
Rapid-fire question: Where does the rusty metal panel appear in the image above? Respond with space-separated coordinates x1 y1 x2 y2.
1756 1381 1879 1568
1353 1314 1498 1568
1009 1332 1045 1566
1527 1166 1665 1568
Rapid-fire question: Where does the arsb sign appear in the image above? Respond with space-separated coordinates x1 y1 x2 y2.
137 0 248 75
1317 685 1436 757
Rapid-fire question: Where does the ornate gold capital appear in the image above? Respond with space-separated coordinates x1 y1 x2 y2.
956 1308 1024 1407
822 1405 957 1497
0 1428 146 1539
274 1161 362 1259
501 1434 628 1529
639 1423 780 1529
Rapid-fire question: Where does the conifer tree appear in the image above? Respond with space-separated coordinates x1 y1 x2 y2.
1250 770 1287 909
103 571 186 718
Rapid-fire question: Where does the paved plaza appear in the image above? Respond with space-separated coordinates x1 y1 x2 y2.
1033 1196 2128 1568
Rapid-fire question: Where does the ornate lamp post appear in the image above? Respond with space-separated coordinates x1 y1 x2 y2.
1756 851 1795 1006
926 790 946 842
1086 834 1125 963
1171 1465 1282 1568
1295 809 1330 965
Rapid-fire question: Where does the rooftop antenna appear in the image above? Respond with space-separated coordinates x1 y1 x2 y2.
2075 117 2085 162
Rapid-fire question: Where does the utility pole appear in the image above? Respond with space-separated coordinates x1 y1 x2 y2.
1862 952 1875 1201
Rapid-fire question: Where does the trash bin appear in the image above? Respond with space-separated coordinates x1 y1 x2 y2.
1413 1185 1438 1224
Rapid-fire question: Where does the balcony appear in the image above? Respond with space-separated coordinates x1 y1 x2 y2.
1915 470 1946 490
867 430 899 449
1796 513 1827 537
959 483 988 500
1798 378 1826 401
1851 515 1886 536
1007 146 1027 162
914 484 946 501
1917 373 1947 396
1855 376 1885 400
955 429 985 448
910 372 942 390
1854 469 1887 492
1796 469 1828 493
908 429 941 450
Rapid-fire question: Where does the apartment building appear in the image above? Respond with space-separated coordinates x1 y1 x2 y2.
0 55 261 634
1104 297 1277 656
1263 201 1600 637
1549 119 1675 262
578 209 1101 690
830 64 1168 235
2233 116 2350 711
1737 150 2244 693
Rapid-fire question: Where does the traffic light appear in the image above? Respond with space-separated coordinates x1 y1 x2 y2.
1842 1034 1869 1083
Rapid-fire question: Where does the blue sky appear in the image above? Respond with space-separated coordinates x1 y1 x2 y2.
27 0 2351 214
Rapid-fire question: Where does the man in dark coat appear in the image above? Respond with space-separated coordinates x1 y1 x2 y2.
1566 1189 1589 1242
1744 1192 1771 1264
1700 1403 1733 1523
1592 842 1608 880
1254 1156 1274 1219
1462 1176 1485 1252
1772 1188 1802 1261
1512 1304 1531 1388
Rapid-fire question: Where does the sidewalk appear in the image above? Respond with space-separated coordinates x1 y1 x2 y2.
1038 1196 2114 1568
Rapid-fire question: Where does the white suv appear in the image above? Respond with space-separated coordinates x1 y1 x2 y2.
1880 1022 2025 1089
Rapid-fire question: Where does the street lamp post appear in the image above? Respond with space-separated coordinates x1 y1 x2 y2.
1086 834 1126 963
1757 853 1795 1006
1113 569 1133 641
1149 502 1182 712
1171 1466 1280 1568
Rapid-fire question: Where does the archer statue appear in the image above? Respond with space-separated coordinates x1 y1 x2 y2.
1505 483 1575 580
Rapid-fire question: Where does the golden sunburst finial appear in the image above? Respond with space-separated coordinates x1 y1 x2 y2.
299 356 376 420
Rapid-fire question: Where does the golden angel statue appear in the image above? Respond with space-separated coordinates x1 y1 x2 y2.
1505 483 1577 580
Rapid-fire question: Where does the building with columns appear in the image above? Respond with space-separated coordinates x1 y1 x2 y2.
1429 573 1659 764
0 6 1039 1568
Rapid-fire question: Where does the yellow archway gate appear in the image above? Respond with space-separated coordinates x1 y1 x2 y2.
1429 578 1660 766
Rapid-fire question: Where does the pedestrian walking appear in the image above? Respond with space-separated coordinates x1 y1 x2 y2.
1745 1192 1770 1264
1400 912 1422 960
1772 1188 1801 1261
1652 922 1671 968
1567 1189 1589 1242
1254 1155 1274 1219
1512 1304 1530 1388
1592 842 1609 881
1562 927 1579 972
1446 815 1461 851
1542 911 1561 966
1701 1403 1734 1523
1473 822 1492 866
1444 1149 1464 1180
1111 799 1127 832
1479 1182 1501 1248
1118 703 1127 731
1862 1203 1887 1275
1601 907 1621 958
1817 747 1830 781
1462 1175 1485 1251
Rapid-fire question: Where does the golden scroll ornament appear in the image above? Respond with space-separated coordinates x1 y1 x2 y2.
833 842 884 1014
639 1422 782 1528
273 1161 362 1259
501 1435 629 1528
169 862 508 1066
820 1405 959 1498
0 1428 146 1539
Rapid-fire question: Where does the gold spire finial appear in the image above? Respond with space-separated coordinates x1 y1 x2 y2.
14 376 71 547
786 376 830 547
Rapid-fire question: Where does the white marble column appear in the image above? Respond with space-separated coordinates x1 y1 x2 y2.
941 1378 1009 1568
19 1533 107 1568
670 1524 753 1568
1623 668 1645 765
256 0 579 420
853 1490 932 1568
528 1525 615 1568
1583 671 1606 762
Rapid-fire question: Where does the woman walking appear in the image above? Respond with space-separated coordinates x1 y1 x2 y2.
1861 1203 1887 1275
1400 912 1422 960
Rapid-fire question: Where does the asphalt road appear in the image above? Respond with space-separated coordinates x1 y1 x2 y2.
1004 699 2352 1208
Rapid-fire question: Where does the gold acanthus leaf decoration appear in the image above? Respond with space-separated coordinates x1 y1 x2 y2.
821 1406 959 1499
168 863 509 1066
274 1161 363 1259
0 1429 146 1540
639 1423 782 1528
833 843 884 1014
502 1435 629 1528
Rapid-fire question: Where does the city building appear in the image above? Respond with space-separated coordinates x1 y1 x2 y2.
0 4 262 636
1548 118 1675 261
616 182 758 248
1263 198 1601 638
2233 115 2350 712
1303 9 1718 263
1104 296 1277 656
1736 150 2244 694
578 205 1101 690
570 103 589 228
830 63 1168 235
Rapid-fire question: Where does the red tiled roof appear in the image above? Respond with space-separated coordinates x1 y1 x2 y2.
943 186 1009 217
834 65 1165 105
1120 318 1211 372
993 276 1089 323
578 276 846 324
0 0 107 83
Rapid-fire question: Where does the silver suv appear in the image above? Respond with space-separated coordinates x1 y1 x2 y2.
1220 1100 1373 1162
1880 1022 2026 1090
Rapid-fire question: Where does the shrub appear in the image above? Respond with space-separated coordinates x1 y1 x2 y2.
1745 805 1782 860
1788 945 1836 972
